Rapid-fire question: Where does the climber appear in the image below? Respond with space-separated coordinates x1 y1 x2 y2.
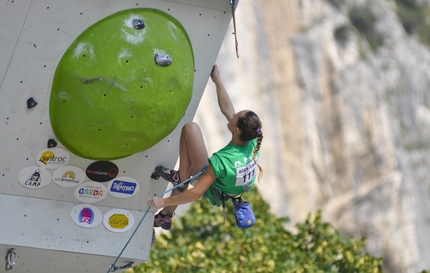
147 64 264 230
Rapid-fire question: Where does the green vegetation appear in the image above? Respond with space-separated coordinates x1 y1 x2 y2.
348 5 384 52
130 188 383 273
395 0 430 46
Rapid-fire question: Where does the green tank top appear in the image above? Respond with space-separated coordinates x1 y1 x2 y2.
206 138 260 206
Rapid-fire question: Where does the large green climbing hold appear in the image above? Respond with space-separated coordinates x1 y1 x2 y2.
50 8 194 160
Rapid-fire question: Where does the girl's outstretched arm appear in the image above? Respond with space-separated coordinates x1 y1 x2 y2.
211 64 235 122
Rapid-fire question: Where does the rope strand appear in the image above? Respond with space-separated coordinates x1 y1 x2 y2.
107 168 206 273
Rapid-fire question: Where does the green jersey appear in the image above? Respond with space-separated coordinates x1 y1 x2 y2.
206 138 260 206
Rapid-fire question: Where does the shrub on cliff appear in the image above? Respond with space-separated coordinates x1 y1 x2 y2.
131 187 383 273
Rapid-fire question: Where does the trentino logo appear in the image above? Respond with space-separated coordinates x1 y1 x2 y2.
110 180 136 195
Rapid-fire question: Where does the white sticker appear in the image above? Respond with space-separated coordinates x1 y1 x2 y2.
70 204 102 228
18 166 52 189
103 209 135 233
36 148 70 169
108 176 140 198
74 182 108 203
53 166 86 187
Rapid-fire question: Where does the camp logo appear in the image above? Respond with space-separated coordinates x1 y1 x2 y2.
103 209 134 233
18 166 52 189
70 204 102 228
86 161 119 182
36 148 70 169
53 166 86 187
74 181 108 203
108 177 140 198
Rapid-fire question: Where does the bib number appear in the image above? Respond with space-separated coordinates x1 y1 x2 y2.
235 161 257 191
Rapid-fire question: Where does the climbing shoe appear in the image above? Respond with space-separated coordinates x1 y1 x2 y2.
154 211 175 230
153 166 187 192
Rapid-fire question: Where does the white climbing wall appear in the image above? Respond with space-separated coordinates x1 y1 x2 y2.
0 0 237 272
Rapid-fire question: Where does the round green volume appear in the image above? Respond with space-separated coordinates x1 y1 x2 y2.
50 8 194 160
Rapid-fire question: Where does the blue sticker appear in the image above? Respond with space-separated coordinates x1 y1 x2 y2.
108 177 140 198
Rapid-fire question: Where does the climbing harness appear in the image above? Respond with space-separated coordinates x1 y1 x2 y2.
230 0 239 58
5 249 16 271
221 192 243 223
106 167 207 273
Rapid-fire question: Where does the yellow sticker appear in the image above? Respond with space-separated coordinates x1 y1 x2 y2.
109 214 129 229
103 209 135 233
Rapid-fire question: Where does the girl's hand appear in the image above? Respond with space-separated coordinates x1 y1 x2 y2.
147 197 166 209
210 64 221 83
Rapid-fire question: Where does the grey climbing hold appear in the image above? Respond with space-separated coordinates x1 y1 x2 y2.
27 97 38 108
154 52 172 67
132 18 145 29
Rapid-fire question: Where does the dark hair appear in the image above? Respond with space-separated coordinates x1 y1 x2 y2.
237 111 263 181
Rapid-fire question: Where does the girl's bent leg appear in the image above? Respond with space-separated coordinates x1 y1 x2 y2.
160 122 208 215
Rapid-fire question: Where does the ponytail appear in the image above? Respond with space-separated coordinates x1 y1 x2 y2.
237 111 264 182
253 129 263 182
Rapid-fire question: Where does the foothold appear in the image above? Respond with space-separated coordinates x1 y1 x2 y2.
132 18 145 29
47 139 57 148
154 52 172 66
27 97 38 108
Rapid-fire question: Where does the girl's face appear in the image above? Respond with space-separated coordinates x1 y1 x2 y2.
227 110 248 133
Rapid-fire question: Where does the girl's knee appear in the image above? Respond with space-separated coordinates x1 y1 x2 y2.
182 122 201 133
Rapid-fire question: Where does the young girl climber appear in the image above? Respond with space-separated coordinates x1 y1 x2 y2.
147 64 263 230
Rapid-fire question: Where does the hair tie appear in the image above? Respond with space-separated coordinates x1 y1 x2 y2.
256 128 261 133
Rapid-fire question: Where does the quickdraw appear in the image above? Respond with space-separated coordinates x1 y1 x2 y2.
106 167 207 273
230 0 239 58
5 249 16 271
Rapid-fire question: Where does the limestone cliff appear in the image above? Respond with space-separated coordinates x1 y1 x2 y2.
195 0 430 272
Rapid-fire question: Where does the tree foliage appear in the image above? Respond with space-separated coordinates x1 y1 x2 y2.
130 188 383 273
395 0 430 46
348 5 384 52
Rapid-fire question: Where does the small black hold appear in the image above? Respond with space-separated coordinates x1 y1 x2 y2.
132 18 145 29
27 97 38 108
48 139 57 148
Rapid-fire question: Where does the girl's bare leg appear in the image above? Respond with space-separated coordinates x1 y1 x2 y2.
160 122 208 214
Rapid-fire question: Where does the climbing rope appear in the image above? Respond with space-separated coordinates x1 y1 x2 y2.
106 167 207 273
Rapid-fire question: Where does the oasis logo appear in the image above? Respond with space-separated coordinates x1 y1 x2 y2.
103 209 135 233
86 161 119 182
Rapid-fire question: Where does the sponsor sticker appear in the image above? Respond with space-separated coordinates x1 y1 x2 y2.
53 166 86 187
74 181 108 203
70 204 102 228
36 148 70 169
18 166 52 189
86 161 119 182
103 209 134 233
108 177 140 198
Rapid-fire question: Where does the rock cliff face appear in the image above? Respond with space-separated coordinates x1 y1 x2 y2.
195 0 430 272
